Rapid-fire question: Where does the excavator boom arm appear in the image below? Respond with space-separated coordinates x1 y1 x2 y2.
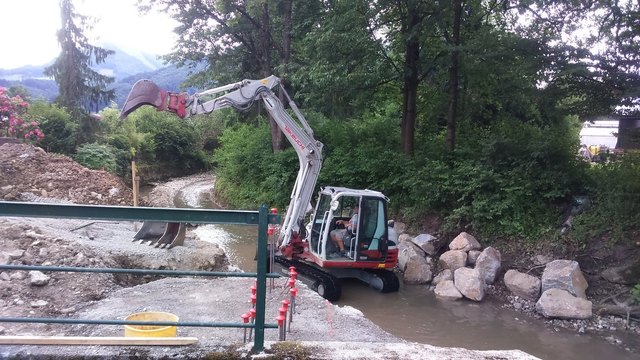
120 75 323 250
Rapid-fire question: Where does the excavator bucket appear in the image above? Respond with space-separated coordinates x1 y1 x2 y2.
133 222 186 249
120 79 166 119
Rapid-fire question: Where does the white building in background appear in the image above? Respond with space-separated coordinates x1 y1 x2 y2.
579 119 619 149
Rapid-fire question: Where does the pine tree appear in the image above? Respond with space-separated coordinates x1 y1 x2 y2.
45 0 114 120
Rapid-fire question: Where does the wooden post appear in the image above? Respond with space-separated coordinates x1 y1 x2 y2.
131 160 138 207
131 160 138 231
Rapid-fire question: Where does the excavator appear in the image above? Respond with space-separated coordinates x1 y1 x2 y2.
120 75 399 301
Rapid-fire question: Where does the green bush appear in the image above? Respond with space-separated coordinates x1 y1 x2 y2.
214 122 297 208
28 101 77 155
74 143 118 173
571 152 640 245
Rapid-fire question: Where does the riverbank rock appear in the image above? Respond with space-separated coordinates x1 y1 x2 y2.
535 288 593 319
439 250 467 271
504 269 541 301
449 232 481 252
467 250 481 266
412 233 437 255
454 267 485 301
541 260 588 299
393 221 407 235
397 233 412 243
475 246 501 284
403 256 434 284
432 269 453 286
601 263 640 285
398 241 424 271
434 280 463 300
398 241 433 284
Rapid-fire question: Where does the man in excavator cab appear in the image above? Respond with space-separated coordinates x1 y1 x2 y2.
329 204 358 258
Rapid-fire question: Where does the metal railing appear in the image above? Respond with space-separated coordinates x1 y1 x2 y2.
0 201 280 351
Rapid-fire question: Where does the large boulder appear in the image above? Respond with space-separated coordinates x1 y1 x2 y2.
411 233 437 255
541 260 588 299
434 280 463 300
397 241 425 271
454 267 485 301
504 269 541 301
449 232 481 252
439 250 467 272
432 269 453 286
535 288 592 319
397 241 433 284
601 264 640 285
475 247 501 284
403 256 434 284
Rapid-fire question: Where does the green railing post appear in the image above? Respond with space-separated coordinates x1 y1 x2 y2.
253 205 268 352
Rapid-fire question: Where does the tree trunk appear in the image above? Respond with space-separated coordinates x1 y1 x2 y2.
401 9 421 156
446 0 462 152
260 1 285 152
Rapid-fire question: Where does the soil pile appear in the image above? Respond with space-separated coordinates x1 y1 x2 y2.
0 143 133 205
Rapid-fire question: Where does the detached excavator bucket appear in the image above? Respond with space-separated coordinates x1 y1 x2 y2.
155 222 186 249
120 79 165 119
133 221 186 249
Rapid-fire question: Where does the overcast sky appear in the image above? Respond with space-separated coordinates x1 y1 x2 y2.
0 0 178 69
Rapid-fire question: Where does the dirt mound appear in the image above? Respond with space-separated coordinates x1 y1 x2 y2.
0 143 133 205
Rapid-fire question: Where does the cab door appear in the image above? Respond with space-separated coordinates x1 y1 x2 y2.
355 197 389 261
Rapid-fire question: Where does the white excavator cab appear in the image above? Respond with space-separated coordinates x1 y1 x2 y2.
307 187 392 263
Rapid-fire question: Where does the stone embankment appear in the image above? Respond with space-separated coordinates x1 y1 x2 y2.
395 228 640 347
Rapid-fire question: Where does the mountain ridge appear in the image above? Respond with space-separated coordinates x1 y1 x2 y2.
0 46 189 106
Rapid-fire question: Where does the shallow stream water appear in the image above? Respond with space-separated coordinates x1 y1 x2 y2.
153 174 638 360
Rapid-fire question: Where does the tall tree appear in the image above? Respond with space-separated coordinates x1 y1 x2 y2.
140 0 321 152
45 0 114 143
371 0 445 156
290 0 393 118
501 0 640 116
45 0 114 114
445 0 463 152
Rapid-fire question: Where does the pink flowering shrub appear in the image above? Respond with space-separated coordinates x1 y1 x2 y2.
0 87 44 142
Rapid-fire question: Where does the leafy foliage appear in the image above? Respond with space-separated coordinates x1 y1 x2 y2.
213 122 297 208
111 106 209 181
73 143 118 173
28 101 76 154
0 87 44 142
570 152 640 245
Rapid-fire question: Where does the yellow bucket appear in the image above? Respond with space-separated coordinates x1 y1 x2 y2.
124 311 179 337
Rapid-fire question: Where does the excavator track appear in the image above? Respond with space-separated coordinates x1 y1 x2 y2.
274 255 342 302
367 269 400 293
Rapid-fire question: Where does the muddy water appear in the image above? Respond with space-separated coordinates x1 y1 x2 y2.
166 175 638 360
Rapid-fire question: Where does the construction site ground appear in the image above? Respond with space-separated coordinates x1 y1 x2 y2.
0 143 538 359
